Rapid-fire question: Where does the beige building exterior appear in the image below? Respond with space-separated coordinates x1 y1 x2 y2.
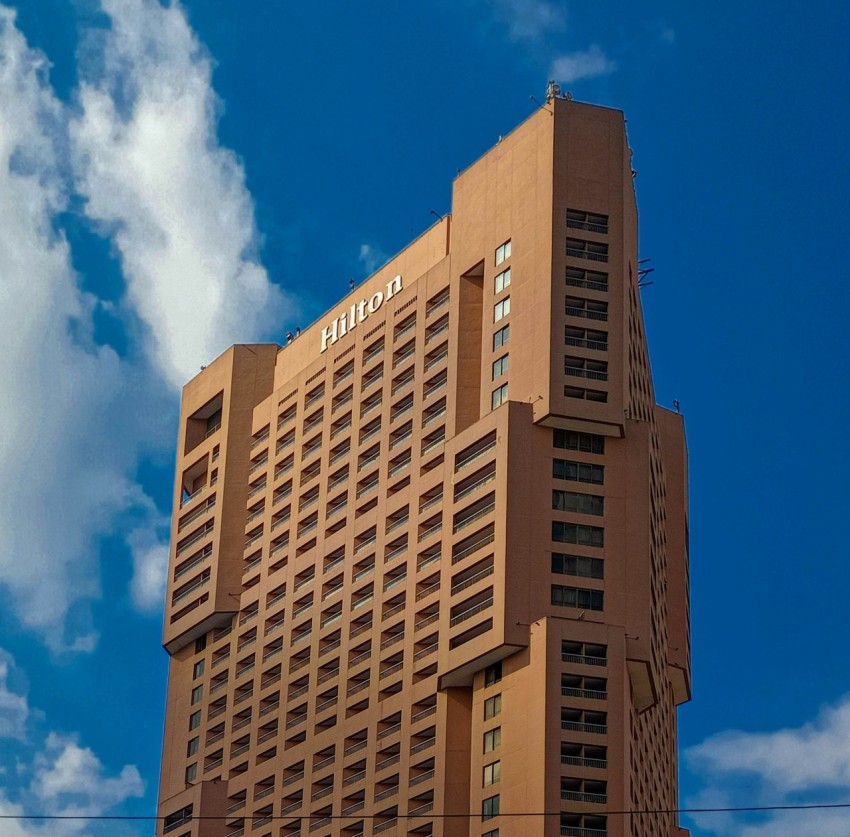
157 98 690 837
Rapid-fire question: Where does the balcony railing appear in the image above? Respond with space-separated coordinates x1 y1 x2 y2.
450 597 493 627
562 653 607 667
561 687 607 700
455 440 496 472
452 502 495 534
561 721 607 735
565 367 608 381
560 756 607 769
451 565 494 595
561 791 607 804
566 306 608 322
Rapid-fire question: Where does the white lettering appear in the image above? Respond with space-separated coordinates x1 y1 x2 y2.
320 320 338 353
385 274 402 299
318 276 404 353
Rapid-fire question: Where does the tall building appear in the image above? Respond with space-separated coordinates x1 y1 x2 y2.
156 97 690 837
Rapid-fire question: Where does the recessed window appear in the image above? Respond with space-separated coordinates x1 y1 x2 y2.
552 521 604 547
552 584 604 611
491 384 509 410
484 694 502 720
495 240 512 266
494 297 511 323
191 685 203 705
565 355 608 381
553 429 605 454
482 794 500 820
483 760 501 786
492 355 509 379
193 660 205 679
567 208 609 234
553 459 604 484
188 711 201 731
566 237 608 263
495 268 511 293
493 324 510 350
194 635 207 654
482 830 499 837
185 763 197 783
553 490 604 516
485 661 502 686
187 737 199 757
483 727 501 753
552 553 604 579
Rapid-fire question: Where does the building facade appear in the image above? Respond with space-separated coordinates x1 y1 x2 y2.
156 98 690 837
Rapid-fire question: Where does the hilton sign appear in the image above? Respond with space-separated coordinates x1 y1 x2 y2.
320 275 403 352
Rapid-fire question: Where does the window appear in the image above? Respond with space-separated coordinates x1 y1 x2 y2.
493 324 510 350
491 384 509 409
565 355 608 381
552 553 604 579
483 761 501 786
190 685 203 705
495 240 511 265
483 728 501 753
187 737 199 757
553 490 604 516
565 326 608 351
553 429 604 454
566 237 608 263
492 355 509 379
552 584 604 611
188 711 201 731
482 794 500 821
565 296 608 321
552 521 604 547
484 694 502 720
194 635 207 653
485 661 502 686
566 266 608 291
483 831 499 837
494 297 511 323
185 763 197 783
495 268 511 293
553 459 604 484
567 208 609 233
193 660 205 679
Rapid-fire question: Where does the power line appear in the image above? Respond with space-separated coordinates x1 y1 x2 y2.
4 801 850 821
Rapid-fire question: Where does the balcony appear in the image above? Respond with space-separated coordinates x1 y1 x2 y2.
450 597 492 627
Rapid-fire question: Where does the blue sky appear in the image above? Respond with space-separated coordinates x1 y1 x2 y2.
0 1 848 835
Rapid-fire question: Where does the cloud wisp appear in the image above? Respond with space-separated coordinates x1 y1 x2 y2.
71 0 290 390
483 0 616 86
685 695 850 835
550 44 616 84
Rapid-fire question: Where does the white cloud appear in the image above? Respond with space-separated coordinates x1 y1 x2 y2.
550 45 616 84
127 526 169 613
492 0 566 42
358 243 388 275
71 0 290 389
685 695 850 836
0 651 29 740
32 733 144 813
0 4 165 651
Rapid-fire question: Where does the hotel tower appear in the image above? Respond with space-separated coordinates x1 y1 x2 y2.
156 97 690 837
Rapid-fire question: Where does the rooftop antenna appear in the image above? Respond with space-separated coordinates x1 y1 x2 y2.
531 85 554 114
638 257 655 288
673 399 680 414
349 278 355 290
546 80 561 101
